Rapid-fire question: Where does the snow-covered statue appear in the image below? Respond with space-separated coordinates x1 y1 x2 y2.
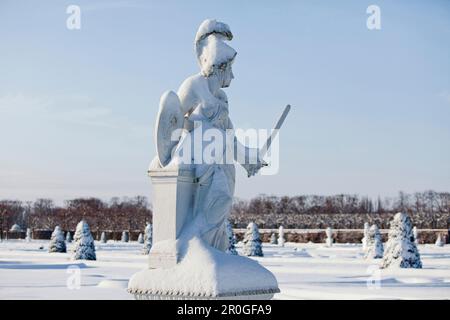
128 19 282 299
381 212 422 269
325 227 333 247
362 222 369 250
25 228 32 242
278 225 285 247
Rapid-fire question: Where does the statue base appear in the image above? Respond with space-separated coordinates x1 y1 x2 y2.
128 237 279 300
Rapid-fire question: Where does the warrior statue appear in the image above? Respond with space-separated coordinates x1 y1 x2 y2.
129 19 285 300
152 19 265 252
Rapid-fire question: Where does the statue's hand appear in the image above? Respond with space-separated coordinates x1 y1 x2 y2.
243 158 268 177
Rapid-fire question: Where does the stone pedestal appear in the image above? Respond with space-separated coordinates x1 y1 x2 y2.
147 163 196 269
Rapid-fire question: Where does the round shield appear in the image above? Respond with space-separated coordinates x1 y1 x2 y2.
155 90 184 167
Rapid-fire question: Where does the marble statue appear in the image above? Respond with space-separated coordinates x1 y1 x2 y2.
128 19 288 300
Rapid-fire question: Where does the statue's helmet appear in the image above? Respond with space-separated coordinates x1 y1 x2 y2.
195 19 237 77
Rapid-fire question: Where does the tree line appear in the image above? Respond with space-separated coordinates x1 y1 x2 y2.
230 191 450 229
0 196 152 239
1 191 449 239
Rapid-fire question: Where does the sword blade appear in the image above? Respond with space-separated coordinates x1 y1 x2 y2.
260 104 291 158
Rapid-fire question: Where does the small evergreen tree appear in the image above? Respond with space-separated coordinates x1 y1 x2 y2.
365 224 384 259
325 227 333 247
243 222 263 257
225 220 238 255
381 212 422 269
66 231 72 243
49 226 66 253
137 233 144 244
142 223 152 255
435 234 444 247
121 230 129 243
72 220 96 261
270 233 278 245
278 226 285 247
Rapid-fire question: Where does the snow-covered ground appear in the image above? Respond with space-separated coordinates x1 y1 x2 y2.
1 240 449 300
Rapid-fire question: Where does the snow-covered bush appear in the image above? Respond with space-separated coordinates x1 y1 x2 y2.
10 224 22 232
365 224 384 259
278 226 285 247
121 231 129 243
270 233 278 245
225 220 238 255
381 212 422 269
66 232 72 243
243 222 263 257
100 231 107 243
72 220 96 261
137 233 144 244
142 223 152 255
435 234 444 247
325 227 333 247
362 222 369 250
25 228 32 242
49 226 66 253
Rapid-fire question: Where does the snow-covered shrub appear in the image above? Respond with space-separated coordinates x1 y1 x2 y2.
365 224 384 259
49 226 66 253
66 231 72 243
142 223 152 255
325 227 333 247
278 226 285 247
381 212 422 269
72 220 96 261
10 224 22 232
362 222 369 250
25 228 32 242
100 231 107 243
121 231 129 243
137 233 144 244
225 220 238 255
270 233 278 245
243 222 263 257
413 226 418 245
435 234 444 247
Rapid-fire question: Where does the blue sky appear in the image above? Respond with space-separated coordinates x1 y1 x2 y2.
0 0 449 204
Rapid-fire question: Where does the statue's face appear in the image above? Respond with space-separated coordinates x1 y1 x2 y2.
221 63 234 88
